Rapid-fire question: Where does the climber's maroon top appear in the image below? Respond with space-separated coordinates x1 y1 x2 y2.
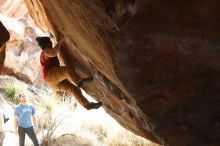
40 52 59 80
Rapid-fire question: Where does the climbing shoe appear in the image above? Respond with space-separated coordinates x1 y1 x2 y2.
85 102 102 110
77 77 93 88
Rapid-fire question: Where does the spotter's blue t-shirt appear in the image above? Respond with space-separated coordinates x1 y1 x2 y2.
14 104 36 128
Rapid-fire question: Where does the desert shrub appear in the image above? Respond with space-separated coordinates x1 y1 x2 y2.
40 115 67 146
36 93 71 146
0 80 27 104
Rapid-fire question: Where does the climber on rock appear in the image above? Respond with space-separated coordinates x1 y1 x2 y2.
36 33 102 110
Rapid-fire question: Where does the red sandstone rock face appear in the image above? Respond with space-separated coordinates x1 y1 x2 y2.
0 0 28 18
21 0 220 145
0 21 33 83
0 0 45 84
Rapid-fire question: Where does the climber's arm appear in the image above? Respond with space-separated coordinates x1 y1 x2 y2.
44 34 65 57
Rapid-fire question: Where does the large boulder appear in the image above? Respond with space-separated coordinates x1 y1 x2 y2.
19 0 220 145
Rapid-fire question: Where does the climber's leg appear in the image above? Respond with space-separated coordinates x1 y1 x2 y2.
57 80 90 107
46 67 101 110
66 67 82 83
57 80 102 110
46 66 72 84
66 67 94 88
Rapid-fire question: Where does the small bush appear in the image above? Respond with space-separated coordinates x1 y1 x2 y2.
0 80 27 104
